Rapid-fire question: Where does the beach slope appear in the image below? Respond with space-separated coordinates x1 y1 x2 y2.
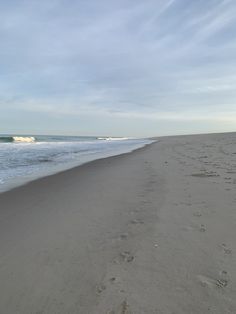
0 133 235 313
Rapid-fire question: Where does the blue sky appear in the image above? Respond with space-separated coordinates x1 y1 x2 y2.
0 0 236 136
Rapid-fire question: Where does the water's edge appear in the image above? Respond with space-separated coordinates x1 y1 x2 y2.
0 141 157 194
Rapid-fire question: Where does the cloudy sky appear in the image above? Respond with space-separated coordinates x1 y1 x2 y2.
0 0 236 136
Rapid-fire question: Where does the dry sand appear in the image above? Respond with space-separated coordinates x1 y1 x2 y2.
0 132 235 313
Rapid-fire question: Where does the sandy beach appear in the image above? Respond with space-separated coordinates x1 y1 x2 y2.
0 132 235 313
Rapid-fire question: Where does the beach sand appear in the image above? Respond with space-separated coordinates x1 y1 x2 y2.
0 133 235 313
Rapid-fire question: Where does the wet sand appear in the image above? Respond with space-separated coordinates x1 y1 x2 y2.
0 132 235 313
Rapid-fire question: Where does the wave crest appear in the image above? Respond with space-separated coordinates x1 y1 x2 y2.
0 136 36 143
13 136 36 143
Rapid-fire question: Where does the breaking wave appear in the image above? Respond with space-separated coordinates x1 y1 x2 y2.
0 136 36 143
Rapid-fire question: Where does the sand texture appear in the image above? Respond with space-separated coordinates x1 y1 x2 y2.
0 132 235 313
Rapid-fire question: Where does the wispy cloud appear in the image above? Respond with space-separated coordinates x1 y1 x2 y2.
0 0 236 135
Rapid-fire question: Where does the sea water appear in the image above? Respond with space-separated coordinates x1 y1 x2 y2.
0 135 154 192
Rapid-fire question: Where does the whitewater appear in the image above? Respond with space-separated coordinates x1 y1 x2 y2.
0 135 154 192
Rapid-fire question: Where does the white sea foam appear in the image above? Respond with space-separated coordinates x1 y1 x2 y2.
13 136 36 143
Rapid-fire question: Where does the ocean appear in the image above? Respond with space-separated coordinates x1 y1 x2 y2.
0 135 154 192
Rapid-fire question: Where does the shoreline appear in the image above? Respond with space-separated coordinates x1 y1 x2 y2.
0 133 235 313
0 140 156 194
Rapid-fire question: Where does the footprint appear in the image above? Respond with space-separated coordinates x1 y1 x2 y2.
197 275 228 289
96 284 106 294
119 299 131 314
120 233 128 240
216 279 228 288
120 251 134 263
193 211 202 217
108 299 131 314
220 270 228 275
224 248 232 254
109 277 117 284
221 243 232 255
199 224 206 232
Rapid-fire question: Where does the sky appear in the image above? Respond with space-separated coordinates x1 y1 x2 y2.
0 0 236 137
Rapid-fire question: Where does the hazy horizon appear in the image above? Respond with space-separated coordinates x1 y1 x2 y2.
0 130 236 139
1 0 236 136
